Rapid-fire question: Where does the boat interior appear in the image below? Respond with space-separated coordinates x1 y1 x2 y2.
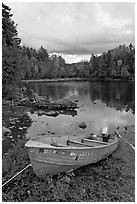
29 133 118 148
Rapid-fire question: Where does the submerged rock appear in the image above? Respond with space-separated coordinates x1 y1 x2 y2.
78 121 87 129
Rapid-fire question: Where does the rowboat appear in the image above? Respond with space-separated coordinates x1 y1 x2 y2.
25 131 121 177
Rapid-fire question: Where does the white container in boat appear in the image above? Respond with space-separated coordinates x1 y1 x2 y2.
102 127 108 135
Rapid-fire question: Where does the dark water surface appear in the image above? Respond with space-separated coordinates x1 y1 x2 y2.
25 80 134 138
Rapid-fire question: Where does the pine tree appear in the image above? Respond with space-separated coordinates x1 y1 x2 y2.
2 3 21 46
2 3 21 97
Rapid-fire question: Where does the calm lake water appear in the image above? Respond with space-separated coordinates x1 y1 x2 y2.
3 80 135 154
25 80 135 138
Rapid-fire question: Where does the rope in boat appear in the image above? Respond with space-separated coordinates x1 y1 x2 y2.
115 131 135 151
2 164 32 188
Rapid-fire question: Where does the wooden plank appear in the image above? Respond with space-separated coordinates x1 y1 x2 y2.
51 138 68 147
82 139 108 146
67 140 94 147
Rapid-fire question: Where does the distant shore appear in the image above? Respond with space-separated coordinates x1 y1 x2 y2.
22 77 134 83
22 77 87 83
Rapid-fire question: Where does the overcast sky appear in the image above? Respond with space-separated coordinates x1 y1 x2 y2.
6 2 135 63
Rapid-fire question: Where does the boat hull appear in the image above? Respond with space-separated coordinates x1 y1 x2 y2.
31 159 83 177
26 135 120 177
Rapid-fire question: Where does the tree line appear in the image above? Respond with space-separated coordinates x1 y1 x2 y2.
2 3 135 98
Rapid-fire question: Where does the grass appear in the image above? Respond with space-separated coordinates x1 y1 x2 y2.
2 136 135 202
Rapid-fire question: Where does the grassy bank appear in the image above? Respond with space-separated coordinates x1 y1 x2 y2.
2 136 135 202
2 102 135 202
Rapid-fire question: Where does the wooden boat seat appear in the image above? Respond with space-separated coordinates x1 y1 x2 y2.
51 143 66 147
51 138 68 147
82 138 108 146
67 140 94 147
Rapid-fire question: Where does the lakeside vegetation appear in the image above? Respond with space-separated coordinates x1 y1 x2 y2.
2 3 135 99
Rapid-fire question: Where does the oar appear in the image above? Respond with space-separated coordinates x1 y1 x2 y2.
114 130 135 150
2 164 32 188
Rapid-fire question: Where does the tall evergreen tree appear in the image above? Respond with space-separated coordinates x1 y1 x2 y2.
2 3 21 46
2 3 21 96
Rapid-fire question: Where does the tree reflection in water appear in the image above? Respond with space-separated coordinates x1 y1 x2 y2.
26 81 134 114
89 81 134 114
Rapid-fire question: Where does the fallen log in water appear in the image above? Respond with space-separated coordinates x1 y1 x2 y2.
19 100 77 110
16 90 78 110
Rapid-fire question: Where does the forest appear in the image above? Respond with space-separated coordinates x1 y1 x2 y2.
2 3 135 98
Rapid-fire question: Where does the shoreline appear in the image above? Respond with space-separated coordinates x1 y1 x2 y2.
22 77 134 83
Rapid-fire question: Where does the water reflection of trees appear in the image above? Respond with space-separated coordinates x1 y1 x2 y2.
27 82 89 100
89 81 135 113
27 81 135 114
27 83 69 100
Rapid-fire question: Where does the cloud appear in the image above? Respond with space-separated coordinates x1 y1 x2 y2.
7 2 135 61
59 53 91 64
